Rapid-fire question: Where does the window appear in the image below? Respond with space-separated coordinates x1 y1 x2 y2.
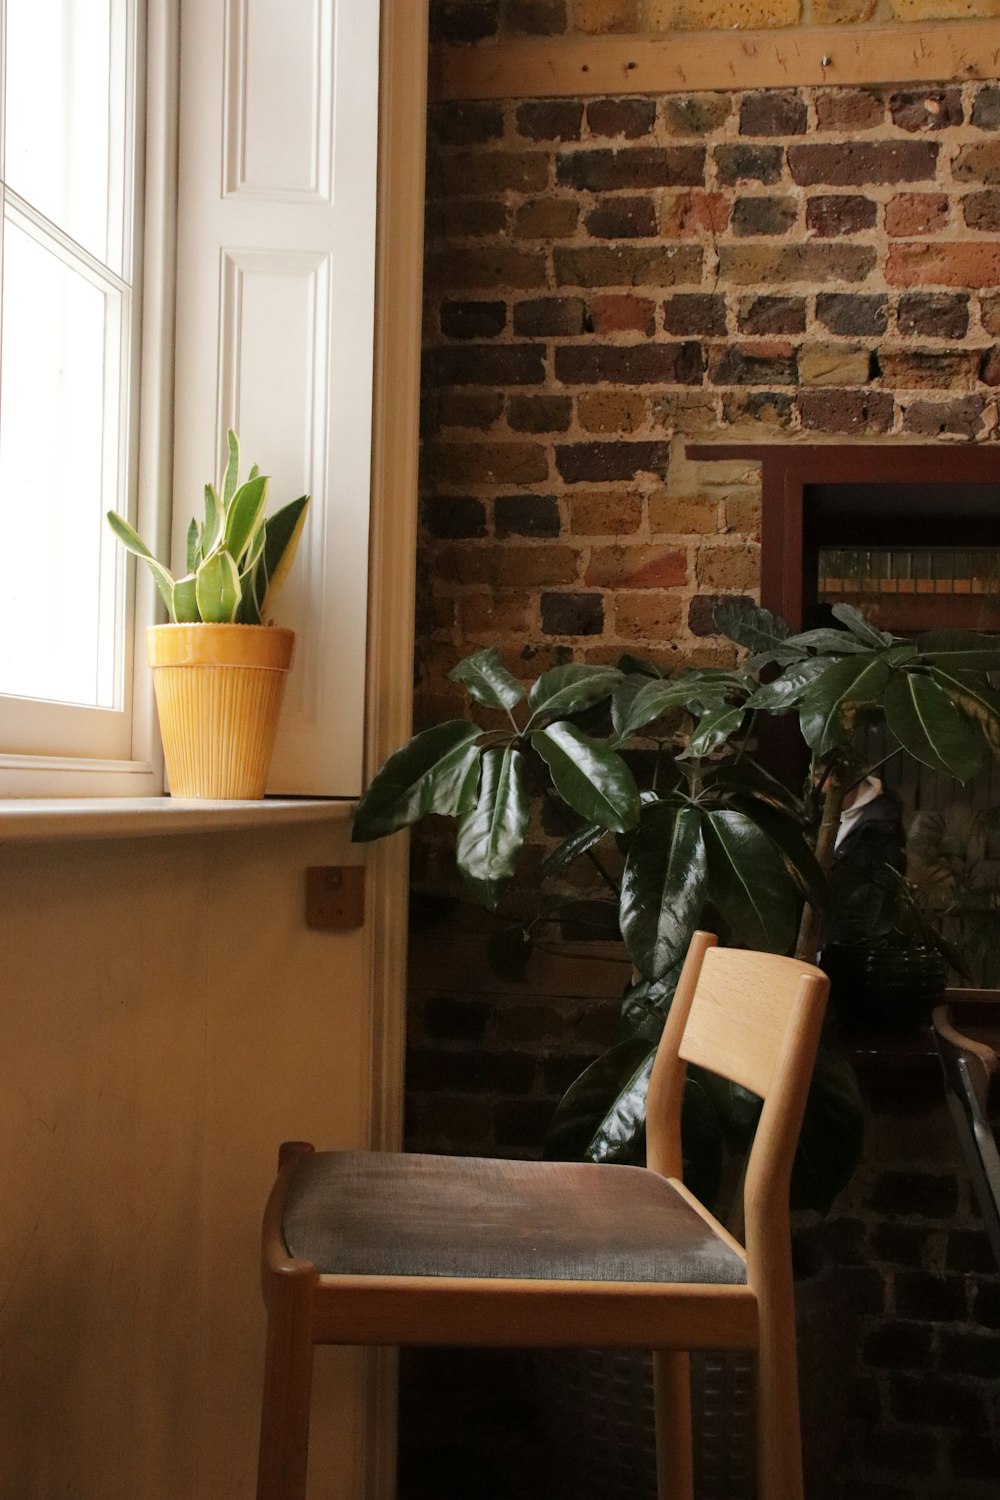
0 0 160 794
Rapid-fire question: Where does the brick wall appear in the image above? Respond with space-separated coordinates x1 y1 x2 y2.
405 67 1000 1500
432 0 1000 40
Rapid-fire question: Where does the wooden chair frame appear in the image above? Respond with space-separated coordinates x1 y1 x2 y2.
257 932 828 1500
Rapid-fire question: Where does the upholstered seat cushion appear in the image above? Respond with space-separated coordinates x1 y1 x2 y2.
282 1152 746 1285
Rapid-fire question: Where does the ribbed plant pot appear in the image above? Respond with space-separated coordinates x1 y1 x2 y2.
146 623 294 799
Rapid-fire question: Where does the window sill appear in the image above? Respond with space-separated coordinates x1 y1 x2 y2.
0 795 355 844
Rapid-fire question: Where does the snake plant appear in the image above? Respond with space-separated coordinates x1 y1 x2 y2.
107 430 309 625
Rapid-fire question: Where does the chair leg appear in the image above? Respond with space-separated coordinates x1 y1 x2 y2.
257 1267 316 1500
756 1288 804 1500
653 1351 694 1500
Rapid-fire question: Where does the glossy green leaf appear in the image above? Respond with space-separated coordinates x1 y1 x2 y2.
618 968 681 1045
915 630 1000 672
703 808 798 954
352 721 483 840
195 549 241 622
798 654 891 754
884 670 983 783
543 1037 654 1166
222 474 269 565
172 573 200 623
449 647 526 711
260 494 309 617
930 665 1000 759
222 429 240 510
747 656 839 712
525 664 621 730
106 510 176 618
456 746 529 910
782 628 868 656
539 820 607 881
532 721 640 833
614 674 723 740
830 602 893 648
687 702 745 758
790 1040 864 1215
620 802 708 978
713 598 792 655
617 653 665 678
726 796 829 914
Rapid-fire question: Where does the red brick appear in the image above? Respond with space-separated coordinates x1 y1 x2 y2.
586 98 657 139
663 294 727 335
440 300 507 339
890 90 963 132
661 192 730 237
722 390 795 428
588 294 656 334
427 247 547 291
431 442 549 485
902 396 990 439
806 195 877 237
877 348 981 391
739 91 807 137
438 544 579 587
429 102 505 148
885 193 949 237
513 296 587 336
513 198 579 238
570 490 643 535
954 140 1000 183
788 141 938 186
437 151 551 196
613 591 685 640
427 344 545 386
888 242 1000 287
964 191 1000 232
426 199 508 239
438 391 505 429
461 591 534 638
577 390 647 432
556 442 671 482
731 196 798 237
503 0 568 33
586 544 688 589
585 195 658 239
555 342 704 385
696 545 759 592
718 243 876 285
797 390 895 434
507 395 573 432
557 147 706 191
708 341 798 386
541 591 604 635
815 90 885 132
430 1 500 43
515 100 583 141
555 244 703 287
738 295 806 334
663 94 733 136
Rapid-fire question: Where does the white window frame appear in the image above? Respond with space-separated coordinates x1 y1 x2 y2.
0 0 175 799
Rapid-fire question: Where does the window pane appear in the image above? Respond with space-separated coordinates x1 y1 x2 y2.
0 217 123 709
5 0 129 273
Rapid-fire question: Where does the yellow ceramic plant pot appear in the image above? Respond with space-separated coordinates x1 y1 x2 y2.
146 623 295 799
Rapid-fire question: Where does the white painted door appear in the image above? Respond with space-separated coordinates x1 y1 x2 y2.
173 0 380 796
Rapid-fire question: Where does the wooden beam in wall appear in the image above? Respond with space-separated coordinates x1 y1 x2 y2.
430 21 1000 101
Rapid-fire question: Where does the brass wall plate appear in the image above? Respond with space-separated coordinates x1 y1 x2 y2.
305 866 365 930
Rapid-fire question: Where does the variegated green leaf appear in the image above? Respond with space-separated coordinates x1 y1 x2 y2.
222 474 269 565
203 484 221 554
172 573 200 623
222 428 240 510
195 549 241 622
106 510 176 618
260 494 309 617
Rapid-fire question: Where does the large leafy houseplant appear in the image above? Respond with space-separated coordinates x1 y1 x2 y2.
354 601 1000 1212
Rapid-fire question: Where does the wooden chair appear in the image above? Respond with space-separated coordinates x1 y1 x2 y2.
256 932 829 1500
932 989 1000 1270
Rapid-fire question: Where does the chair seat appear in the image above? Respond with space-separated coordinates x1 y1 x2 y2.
282 1151 747 1286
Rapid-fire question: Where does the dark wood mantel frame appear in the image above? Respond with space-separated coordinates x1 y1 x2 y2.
687 443 1000 631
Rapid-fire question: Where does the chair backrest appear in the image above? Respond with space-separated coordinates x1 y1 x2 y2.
932 991 1000 1270
645 932 829 1282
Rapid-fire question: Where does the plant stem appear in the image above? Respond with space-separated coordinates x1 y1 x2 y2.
794 775 845 962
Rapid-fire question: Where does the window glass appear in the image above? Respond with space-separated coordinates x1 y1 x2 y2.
0 0 136 721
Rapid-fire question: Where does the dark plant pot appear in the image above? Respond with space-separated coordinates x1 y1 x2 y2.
539 1247 854 1500
823 939 947 1032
